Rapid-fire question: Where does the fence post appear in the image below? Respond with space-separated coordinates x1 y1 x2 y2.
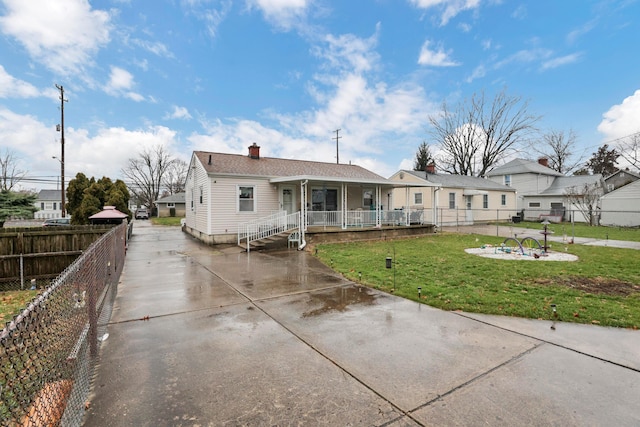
88 256 98 358
20 253 24 290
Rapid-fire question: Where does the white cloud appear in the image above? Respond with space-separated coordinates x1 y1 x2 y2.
246 0 311 31
408 0 481 26
541 52 582 70
0 66 40 98
105 66 144 101
0 0 111 75
129 39 173 58
598 90 640 140
165 106 193 120
181 0 231 38
418 40 460 66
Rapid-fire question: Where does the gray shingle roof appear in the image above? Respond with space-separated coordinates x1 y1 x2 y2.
155 192 185 203
539 174 603 195
194 151 388 182
404 170 515 191
37 190 61 200
487 158 564 177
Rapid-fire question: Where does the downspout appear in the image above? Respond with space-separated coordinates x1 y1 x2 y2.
299 180 308 250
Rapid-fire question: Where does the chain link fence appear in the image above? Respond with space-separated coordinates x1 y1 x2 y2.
1 222 128 426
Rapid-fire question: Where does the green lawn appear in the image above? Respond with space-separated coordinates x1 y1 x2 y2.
315 233 640 329
151 217 183 226
505 221 640 242
0 290 39 326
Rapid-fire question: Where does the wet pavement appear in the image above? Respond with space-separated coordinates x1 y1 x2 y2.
84 221 640 426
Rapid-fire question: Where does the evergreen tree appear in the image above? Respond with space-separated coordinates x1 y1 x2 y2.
0 190 38 225
413 141 434 171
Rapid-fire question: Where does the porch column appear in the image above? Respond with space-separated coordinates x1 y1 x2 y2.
405 186 411 226
376 185 382 227
300 180 308 232
341 182 348 229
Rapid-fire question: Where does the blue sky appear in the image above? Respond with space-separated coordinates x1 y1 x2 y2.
1 0 639 190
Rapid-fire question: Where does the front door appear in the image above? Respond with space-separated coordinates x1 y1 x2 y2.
282 187 295 214
465 195 473 223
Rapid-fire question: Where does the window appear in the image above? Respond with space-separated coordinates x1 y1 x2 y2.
504 175 511 186
239 186 255 212
501 194 506 206
45 202 53 210
363 189 374 208
607 184 614 191
414 192 423 205
190 189 194 210
167 202 175 208
41 202 45 210
53 203 57 210
482 194 488 209
199 187 203 204
529 202 541 208
448 192 456 209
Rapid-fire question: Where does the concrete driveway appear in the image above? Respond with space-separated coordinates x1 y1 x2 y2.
84 222 640 426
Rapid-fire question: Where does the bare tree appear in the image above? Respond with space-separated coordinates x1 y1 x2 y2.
0 149 27 191
429 88 540 176
531 129 582 174
121 145 176 209
617 132 640 172
162 158 188 195
565 182 603 226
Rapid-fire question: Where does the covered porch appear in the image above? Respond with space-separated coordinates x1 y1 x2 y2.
270 175 438 230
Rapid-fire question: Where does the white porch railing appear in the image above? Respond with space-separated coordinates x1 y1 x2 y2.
238 211 300 250
308 209 434 228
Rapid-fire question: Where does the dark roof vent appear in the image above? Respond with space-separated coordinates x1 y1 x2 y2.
208 154 212 165
248 143 260 159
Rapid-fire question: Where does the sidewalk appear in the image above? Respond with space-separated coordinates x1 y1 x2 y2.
83 222 640 426
442 224 640 250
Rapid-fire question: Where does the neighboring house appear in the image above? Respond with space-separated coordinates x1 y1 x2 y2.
155 192 186 218
600 179 640 227
389 166 517 226
603 169 640 193
487 158 606 223
184 144 405 245
521 174 604 223
34 189 64 219
486 158 563 212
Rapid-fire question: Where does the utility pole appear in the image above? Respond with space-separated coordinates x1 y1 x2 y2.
333 129 341 164
55 84 68 217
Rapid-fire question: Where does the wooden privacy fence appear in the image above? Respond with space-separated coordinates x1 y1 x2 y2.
0 225 114 291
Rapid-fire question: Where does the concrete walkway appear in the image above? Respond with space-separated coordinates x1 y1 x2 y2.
442 224 640 250
84 222 640 426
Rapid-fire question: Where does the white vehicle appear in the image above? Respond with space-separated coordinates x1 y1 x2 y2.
135 208 149 219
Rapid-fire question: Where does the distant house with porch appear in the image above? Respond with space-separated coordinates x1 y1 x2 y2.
155 192 186 218
183 144 434 248
388 166 517 226
34 190 63 219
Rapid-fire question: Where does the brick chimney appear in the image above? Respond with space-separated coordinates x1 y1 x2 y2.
426 163 436 174
538 157 549 167
248 143 260 159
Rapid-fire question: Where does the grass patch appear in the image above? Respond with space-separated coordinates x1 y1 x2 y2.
504 221 640 242
315 233 640 329
151 217 183 226
1 290 39 326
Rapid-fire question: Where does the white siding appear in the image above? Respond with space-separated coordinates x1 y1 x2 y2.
209 177 279 235
600 181 640 226
488 172 556 210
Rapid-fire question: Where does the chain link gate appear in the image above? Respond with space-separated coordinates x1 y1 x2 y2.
1 222 127 426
